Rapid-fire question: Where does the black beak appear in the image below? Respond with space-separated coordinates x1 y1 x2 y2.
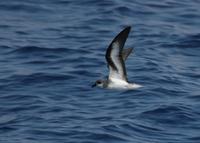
91 83 96 88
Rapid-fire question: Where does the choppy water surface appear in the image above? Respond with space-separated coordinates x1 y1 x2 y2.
0 0 200 142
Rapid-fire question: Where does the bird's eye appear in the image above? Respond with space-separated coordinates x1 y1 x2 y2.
97 81 101 84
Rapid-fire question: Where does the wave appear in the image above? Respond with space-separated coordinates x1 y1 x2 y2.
0 2 51 13
163 34 200 49
140 104 196 124
1 73 75 88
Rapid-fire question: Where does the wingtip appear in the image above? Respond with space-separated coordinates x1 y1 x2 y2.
119 26 131 37
124 26 131 31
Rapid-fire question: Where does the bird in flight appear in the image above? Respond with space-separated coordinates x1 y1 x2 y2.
92 26 142 89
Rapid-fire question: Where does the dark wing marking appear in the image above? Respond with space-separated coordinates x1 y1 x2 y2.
122 48 133 61
105 26 131 81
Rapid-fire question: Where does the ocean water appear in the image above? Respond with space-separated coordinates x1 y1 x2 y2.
0 0 200 142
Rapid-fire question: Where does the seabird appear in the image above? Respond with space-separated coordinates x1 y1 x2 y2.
92 26 142 89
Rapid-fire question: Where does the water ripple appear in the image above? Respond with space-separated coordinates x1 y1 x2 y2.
0 0 200 143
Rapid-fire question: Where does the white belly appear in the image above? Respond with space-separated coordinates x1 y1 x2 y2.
107 78 142 89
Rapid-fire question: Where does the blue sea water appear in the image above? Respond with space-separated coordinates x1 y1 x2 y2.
0 0 200 142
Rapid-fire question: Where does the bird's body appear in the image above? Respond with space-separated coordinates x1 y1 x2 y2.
93 26 142 90
106 78 142 89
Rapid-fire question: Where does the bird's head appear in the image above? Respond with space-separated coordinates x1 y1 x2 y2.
92 79 105 88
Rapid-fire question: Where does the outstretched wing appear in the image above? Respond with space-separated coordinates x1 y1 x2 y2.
122 48 133 61
105 26 131 81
